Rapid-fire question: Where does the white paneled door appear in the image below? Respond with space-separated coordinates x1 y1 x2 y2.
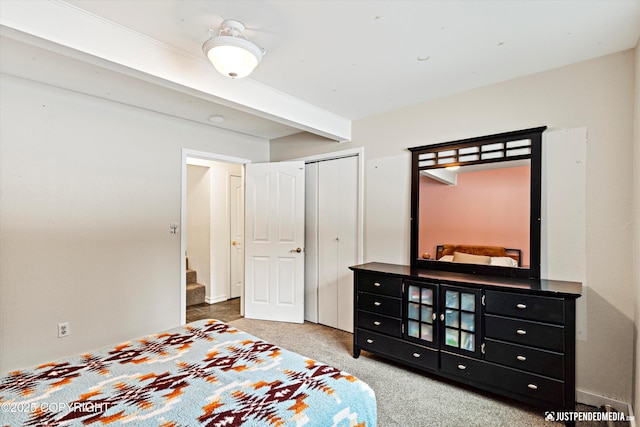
244 162 305 323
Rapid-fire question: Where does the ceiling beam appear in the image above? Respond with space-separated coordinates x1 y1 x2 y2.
0 0 351 142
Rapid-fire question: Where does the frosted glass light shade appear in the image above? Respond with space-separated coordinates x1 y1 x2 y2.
203 35 262 79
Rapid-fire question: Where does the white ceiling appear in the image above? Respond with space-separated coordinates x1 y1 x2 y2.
2 0 639 140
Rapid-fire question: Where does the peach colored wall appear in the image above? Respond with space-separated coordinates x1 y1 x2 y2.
419 165 530 265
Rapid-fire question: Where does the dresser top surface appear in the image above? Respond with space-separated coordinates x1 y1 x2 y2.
350 262 582 297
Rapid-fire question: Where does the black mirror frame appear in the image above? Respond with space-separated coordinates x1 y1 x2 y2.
409 126 546 279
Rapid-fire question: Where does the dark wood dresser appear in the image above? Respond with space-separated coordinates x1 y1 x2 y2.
350 262 582 413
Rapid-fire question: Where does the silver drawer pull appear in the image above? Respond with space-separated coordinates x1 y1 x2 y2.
366 339 374 344
516 355 527 362
516 303 527 309
516 329 527 335
374 301 382 306
457 364 466 370
432 313 437 320
412 353 421 358
527 384 538 390
374 282 381 287
373 321 381 326
440 314 445 321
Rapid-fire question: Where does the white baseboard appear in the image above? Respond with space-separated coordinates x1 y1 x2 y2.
577 389 632 417
204 295 228 304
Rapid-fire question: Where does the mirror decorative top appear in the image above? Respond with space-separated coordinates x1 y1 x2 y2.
409 127 546 279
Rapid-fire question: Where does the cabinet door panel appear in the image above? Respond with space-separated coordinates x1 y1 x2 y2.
439 285 482 357
404 281 439 349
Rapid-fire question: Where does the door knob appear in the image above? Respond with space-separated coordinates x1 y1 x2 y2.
232 241 237 246
289 247 302 253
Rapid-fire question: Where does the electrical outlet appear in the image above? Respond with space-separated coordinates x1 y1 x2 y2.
58 322 69 338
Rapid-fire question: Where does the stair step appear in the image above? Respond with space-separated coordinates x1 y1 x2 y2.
186 269 197 284
186 282 205 306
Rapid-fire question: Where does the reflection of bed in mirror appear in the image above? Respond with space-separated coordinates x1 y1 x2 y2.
418 161 530 269
433 244 521 267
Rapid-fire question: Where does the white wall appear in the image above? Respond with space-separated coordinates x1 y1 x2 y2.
271 50 636 404
208 161 243 303
186 164 211 295
0 74 268 373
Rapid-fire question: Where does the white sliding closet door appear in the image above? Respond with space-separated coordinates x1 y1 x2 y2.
315 156 358 332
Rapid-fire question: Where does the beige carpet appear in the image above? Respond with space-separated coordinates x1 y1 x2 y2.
227 317 626 427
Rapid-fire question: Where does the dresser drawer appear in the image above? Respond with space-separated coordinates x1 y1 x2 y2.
484 338 564 379
356 329 438 370
358 292 402 317
357 310 402 337
485 290 564 324
485 315 564 352
357 273 403 297
441 352 565 406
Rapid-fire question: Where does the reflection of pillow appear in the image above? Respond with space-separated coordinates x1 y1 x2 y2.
490 256 519 267
453 251 491 265
438 255 454 262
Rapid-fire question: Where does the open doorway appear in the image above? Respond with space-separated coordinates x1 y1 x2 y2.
179 148 364 326
180 150 249 324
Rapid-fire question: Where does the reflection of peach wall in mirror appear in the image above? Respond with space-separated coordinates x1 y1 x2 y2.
419 165 530 266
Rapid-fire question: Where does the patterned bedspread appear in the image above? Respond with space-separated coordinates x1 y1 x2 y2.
0 319 376 426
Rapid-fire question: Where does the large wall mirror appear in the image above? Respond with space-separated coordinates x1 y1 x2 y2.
409 127 546 279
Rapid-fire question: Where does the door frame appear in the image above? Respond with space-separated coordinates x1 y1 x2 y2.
181 149 251 324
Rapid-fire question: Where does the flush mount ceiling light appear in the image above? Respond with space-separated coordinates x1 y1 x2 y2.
202 19 264 79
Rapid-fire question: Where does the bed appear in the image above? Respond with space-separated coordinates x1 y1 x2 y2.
435 244 521 267
0 319 376 426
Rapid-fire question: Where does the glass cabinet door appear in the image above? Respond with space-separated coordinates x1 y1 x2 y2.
404 280 438 349
440 285 482 357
